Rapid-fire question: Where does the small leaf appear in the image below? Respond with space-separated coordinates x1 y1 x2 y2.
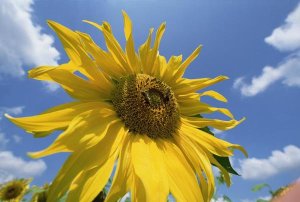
214 155 240 175
223 195 232 202
200 126 214 136
256 199 269 202
252 183 270 192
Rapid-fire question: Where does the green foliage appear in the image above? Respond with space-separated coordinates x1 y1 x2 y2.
213 155 239 176
256 199 269 202
251 183 271 192
216 173 226 185
222 195 232 202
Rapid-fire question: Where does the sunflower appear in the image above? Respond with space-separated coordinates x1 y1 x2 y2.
30 184 49 202
6 11 247 202
0 178 31 202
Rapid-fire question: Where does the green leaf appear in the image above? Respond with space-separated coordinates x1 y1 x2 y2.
252 183 270 192
27 186 44 194
195 114 239 175
223 195 232 202
200 126 215 136
256 199 269 202
213 155 239 176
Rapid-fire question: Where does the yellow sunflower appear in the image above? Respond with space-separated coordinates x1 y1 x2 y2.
6 11 247 202
0 178 31 202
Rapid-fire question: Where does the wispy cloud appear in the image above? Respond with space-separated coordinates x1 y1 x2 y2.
0 106 24 121
0 106 24 116
0 0 60 90
0 151 47 183
237 145 300 180
234 3 300 96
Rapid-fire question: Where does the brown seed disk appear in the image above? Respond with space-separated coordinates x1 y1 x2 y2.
112 74 180 139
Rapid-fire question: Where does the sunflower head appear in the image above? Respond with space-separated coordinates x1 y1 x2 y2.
112 73 180 139
0 178 31 202
5 11 247 202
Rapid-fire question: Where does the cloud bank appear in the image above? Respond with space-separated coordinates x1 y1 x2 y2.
234 3 300 96
0 151 47 183
0 0 60 91
238 145 300 180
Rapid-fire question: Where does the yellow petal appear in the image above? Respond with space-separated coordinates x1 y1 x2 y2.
208 154 231 187
182 116 245 130
76 31 124 78
174 133 214 202
181 123 244 157
84 20 133 74
47 123 126 201
171 45 202 84
180 101 234 119
200 90 228 102
29 108 119 158
130 135 169 201
177 92 200 103
5 101 109 136
28 62 76 81
122 11 139 74
139 28 154 74
105 135 133 202
67 151 119 202
162 139 203 202
47 20 104 83
174 76 228 95
148 23 166 76
45 69 109 100
155 55 168 80
122 10 133 41
158 55 182 83
28 61 112 92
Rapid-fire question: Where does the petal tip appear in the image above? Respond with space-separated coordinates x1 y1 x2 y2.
4 113 12 119
27 152 39 159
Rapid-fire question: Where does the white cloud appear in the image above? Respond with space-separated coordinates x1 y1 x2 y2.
234 53 300 96
241 195 271 202
0 106 24 116
234 3 300 96
0 151 46 183
211 197 227 202
0 106 24 121
42 81 60 92
238 145 300 180
0 0 60 90
265 3 300 52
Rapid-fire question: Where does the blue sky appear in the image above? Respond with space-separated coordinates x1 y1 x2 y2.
1 0 300 201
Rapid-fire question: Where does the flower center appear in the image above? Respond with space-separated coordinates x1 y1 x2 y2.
4 185 22 199
112 74 180 139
